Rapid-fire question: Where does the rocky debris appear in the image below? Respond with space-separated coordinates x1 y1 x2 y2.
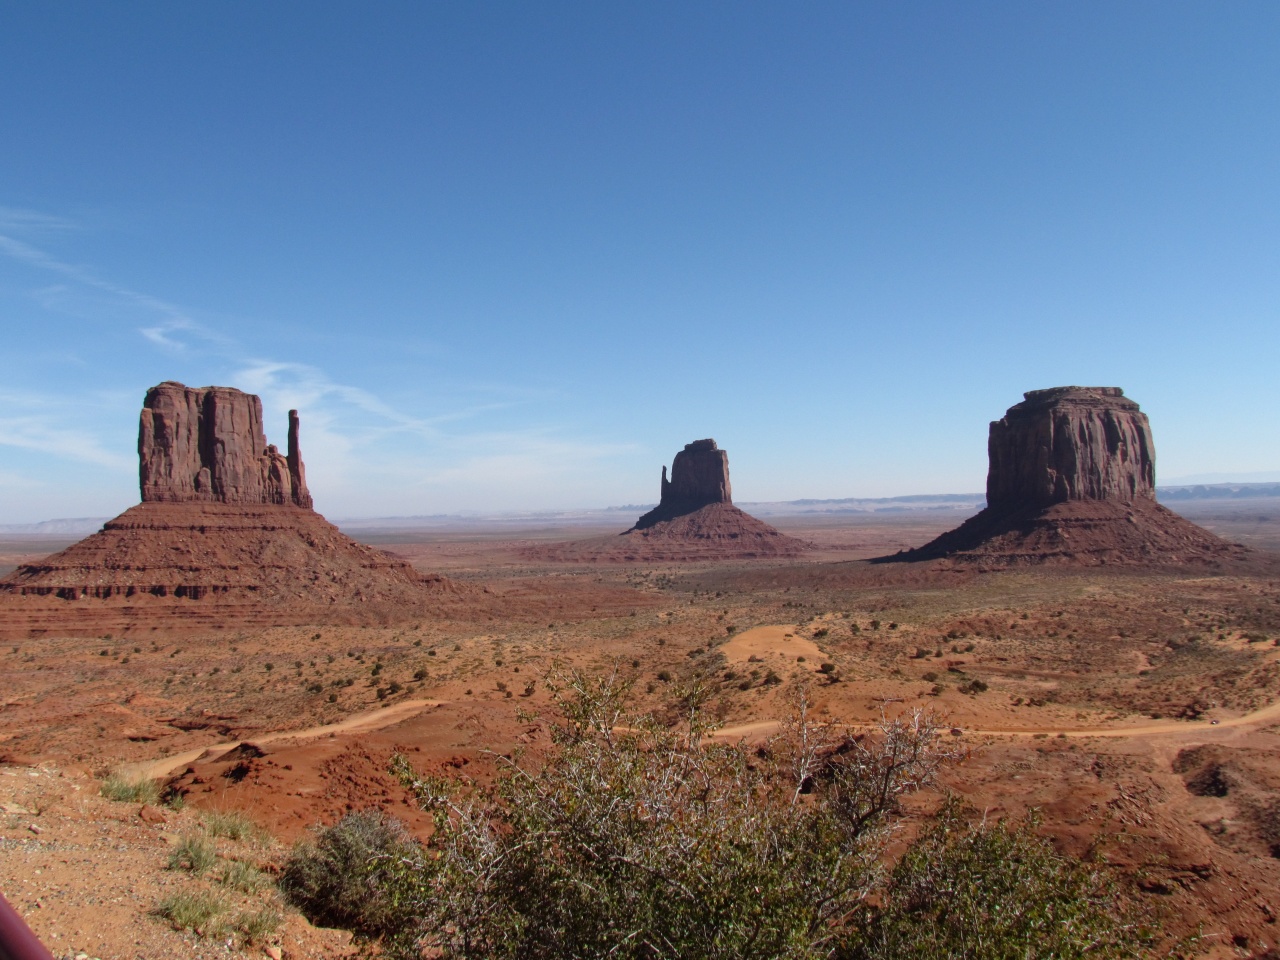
634 439 732 529
987 387 1154 509
139 381 312 508
884 387 1244 566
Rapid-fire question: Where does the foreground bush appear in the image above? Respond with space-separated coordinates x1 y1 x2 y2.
386 673 951 959
280 809 421 939
848 803 1155 960
285 672 1155 959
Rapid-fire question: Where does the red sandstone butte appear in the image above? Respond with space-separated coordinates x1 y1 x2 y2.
0 382 457 629
138 381 312 508
530 439 807 562
886 386 1243 566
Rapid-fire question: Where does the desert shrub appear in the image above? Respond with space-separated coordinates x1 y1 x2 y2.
383 672 953 960
100 769 161 804
234 904 283 944
155 888 227 933
169 833 219 874
847 802 1153 960
202 808 263 842
280 809 421 939
220 858 269 893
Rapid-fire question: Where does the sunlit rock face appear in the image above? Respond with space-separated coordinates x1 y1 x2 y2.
986 387 1155 509
138 381 312 508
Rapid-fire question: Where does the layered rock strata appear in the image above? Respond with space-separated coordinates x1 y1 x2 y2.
885 387 1242 566
1 382 456 628
139 381 312 507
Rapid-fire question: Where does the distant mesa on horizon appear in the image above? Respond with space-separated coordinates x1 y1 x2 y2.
881 386 1245 567
0 381 455 630
631 438 731 529
526 438 808 562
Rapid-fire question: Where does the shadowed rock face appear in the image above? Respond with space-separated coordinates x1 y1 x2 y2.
881 386 1240 566
138 382 312 508
987 387 1155 509
634 439 731 529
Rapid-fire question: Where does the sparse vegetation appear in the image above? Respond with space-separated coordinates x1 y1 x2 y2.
280 809 420 939
849 801 1154 959
202 808 263 842
155 888 227 933
372 672 954 959
100 769 161 804
169 833 219 874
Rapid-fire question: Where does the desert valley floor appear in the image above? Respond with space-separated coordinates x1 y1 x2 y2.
3 499 1280 959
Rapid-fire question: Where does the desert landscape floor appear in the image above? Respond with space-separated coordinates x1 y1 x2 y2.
2 503 1280 958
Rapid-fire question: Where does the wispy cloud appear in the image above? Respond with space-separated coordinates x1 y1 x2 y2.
0 224 224 354
0 206 639 517
0 391 134 471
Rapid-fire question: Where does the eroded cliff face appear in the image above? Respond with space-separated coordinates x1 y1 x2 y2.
138 382 312 508
883 385 1238 566
986 387 1155 509
660 439 732 509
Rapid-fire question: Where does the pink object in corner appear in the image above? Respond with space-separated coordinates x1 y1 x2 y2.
0 890 54 960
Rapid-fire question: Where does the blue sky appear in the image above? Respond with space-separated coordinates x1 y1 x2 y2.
2 2 1278 522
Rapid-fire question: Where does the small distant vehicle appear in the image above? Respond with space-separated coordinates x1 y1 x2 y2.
1210 719 1220 725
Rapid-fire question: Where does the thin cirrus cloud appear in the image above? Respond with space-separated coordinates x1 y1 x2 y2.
0 209 638 518
0 229 221 352
0 392 134 472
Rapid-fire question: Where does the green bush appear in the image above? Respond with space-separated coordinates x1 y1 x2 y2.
847 802 1153 960
279 809 421 939
384 673 952 960
100 769 161 804
154 888 227 933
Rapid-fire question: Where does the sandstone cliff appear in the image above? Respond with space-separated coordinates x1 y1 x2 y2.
634 439 733 529
885 387 1241 566
138 382 312 508
987 387 1155 509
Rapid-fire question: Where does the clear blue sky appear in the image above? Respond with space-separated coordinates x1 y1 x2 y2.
2 2 1278 522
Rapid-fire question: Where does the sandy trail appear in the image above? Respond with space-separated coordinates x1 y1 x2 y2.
709 624 1280 743
710 697 1280 743
129 698 441 780
129 622 1280 779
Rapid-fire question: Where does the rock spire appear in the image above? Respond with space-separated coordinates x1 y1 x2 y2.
138 382 312 508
